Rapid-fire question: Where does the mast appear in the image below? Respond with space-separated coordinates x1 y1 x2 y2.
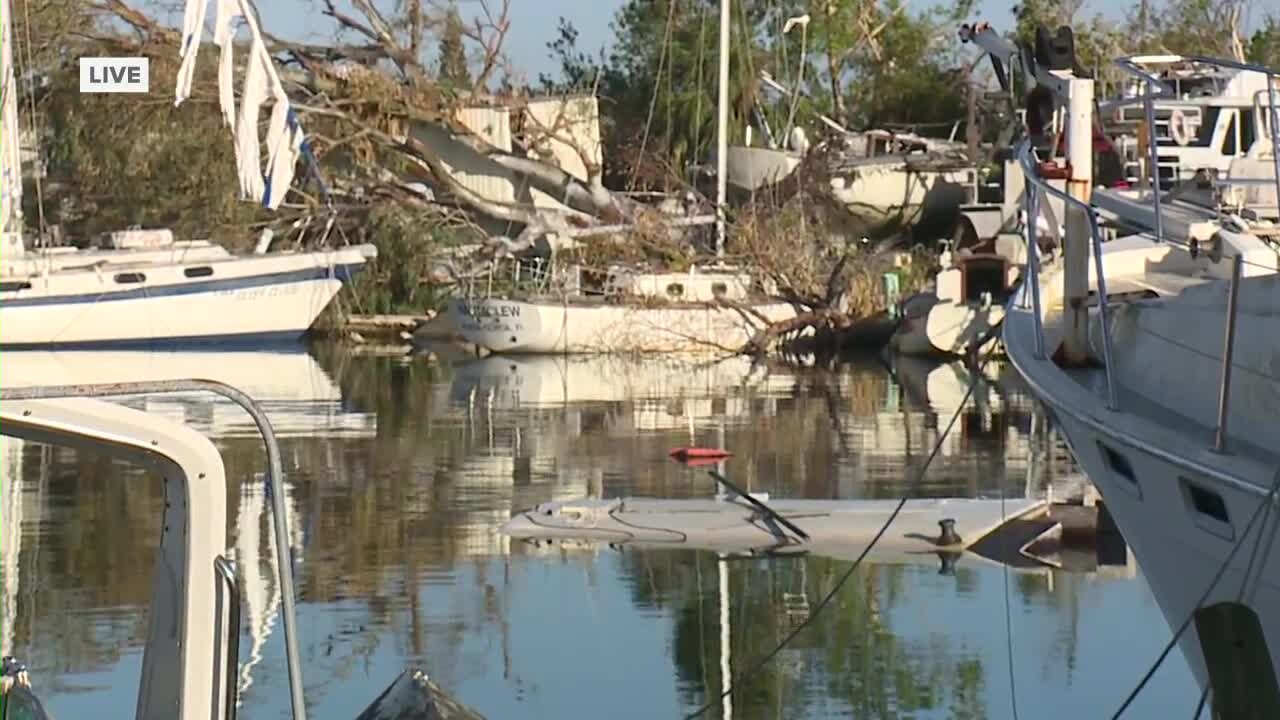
1059 72 1094 364
719 554 733 720
715 425 731 720
1 438 22 659
715 0 730 258
1 0 25 253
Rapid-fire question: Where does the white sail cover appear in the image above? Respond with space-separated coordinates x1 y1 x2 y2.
175 0 304 210
2 0 23 236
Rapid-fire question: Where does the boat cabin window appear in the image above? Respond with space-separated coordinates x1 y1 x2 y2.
184 266 214 278
666 283 684 298
0 281 32 292
1098 442 1139 491
113 272 146 284
1186 482 1229 522
1181 478 1233 540
1221 111 1238 156
1241 111 1256 154
711 282 727 297
1189 106 1221 148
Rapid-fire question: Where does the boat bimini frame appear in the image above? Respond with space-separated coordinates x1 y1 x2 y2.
0 381 487 720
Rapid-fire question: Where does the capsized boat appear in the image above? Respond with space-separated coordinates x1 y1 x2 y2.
501 468 1075 572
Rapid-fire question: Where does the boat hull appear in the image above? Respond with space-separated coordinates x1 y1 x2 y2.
1004 303 1280 699
829 165 972 231
450 296 800 354
924 300 1005 356
724 145 802 192
0 248 372 348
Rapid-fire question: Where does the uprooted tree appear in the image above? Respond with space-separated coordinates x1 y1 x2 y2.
31 1 680 242
22 0 930 353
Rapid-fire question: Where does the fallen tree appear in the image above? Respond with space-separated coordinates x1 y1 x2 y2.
27 0 925 355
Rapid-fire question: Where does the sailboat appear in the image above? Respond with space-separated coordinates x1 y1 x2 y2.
449 0 800 355
999 23 1280 715
0 0 377 349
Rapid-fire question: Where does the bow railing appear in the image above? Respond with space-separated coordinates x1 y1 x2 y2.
1014 53 1280 443
1015 141 1119 410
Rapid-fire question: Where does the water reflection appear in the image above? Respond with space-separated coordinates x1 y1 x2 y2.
1 344 1197 718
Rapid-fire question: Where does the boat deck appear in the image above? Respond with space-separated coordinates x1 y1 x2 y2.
463 293 794 310
1040 308 1280 477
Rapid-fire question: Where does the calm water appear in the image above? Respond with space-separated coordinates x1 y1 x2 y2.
0 343 1200 719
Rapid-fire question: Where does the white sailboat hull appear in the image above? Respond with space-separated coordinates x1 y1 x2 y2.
829 164 972 226
724 146 802 192
1005 287 1280 698
924 300 1005 356
450 297 800 354
0 246 374 348
1044 406 1280 691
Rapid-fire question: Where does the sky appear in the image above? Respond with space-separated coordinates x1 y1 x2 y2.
247 0 1027 83
209 0 1269 84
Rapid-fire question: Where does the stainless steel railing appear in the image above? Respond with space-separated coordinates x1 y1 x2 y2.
1015 55 1280 424
1016 141 1119 410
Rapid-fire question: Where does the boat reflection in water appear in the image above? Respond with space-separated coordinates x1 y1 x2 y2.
5 346 1200 719
0 346 377 439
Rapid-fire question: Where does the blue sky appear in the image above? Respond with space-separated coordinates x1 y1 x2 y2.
243 0 1030 82
166 1 1265 83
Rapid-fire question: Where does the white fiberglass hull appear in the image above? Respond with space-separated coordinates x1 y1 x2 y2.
924 300 1005 356
0 246 374 348
724 145 802 192
1004 299 1280 698
829 165 972 225
450 297 800 354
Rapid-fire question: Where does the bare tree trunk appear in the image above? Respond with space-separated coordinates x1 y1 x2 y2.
825 24 845 121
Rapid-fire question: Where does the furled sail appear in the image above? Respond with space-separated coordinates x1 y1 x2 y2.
175 0 304 210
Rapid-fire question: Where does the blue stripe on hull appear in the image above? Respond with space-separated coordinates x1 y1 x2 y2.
0 262 367 308
0 330 315 351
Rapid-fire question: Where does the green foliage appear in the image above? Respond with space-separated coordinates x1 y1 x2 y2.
341 209 480 316
539 17 605 91
540 0 980 190
438 6 472 91
1247 16 1280 68
844 0 971 129
1150 0 1247 59
601 0 764 186
39 48 258 245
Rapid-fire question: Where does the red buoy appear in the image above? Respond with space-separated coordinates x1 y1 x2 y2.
669 447 732 465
